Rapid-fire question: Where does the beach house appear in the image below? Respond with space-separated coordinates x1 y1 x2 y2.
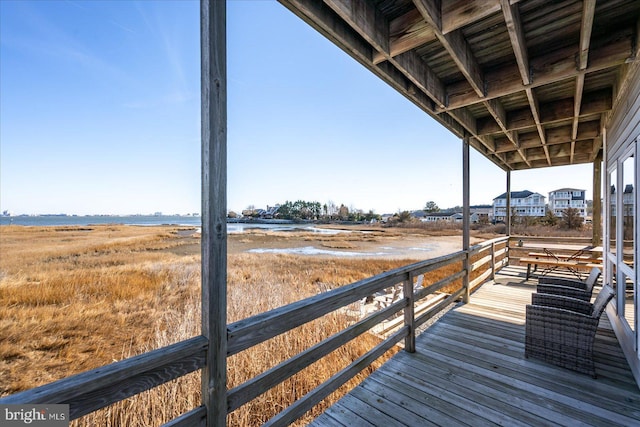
492 190 546 222
549 188 588 218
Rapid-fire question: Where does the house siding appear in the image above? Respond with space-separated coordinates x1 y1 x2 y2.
604 62 640 388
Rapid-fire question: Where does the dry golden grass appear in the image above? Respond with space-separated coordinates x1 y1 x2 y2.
0 226 201 396
4 225 459 426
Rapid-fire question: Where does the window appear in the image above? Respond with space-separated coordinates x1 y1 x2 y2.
623 154 635 271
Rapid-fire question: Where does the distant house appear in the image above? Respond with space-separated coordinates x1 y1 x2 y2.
470 205 493 223
421 212 457 222
493 190 546 222
421 212 479 223
262 205 280 219
411 210 428 219
548 188 587 218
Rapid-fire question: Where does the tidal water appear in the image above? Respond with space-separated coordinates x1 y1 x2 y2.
0 215 350 235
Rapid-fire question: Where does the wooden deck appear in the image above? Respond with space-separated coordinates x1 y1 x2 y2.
309 265 640 427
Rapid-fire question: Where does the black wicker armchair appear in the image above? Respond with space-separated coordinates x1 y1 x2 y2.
535 267 601 301
525 285 615 377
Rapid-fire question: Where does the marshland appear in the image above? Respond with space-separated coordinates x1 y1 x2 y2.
0 223 504 425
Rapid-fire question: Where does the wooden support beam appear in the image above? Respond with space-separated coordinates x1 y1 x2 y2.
506 171 511 236
441 0 501 34
476 88 612 135
393 50 447 109
592 155 602 246
415 0 485 97
572 74 585 140
323 1 448 111
323 0 389 55
441 32 632 111
280 0 469 138
526 88 550 165
200 1 228 425
501 0 530 85
570 0 595 165
484 98 531 167
372 9 436 64
579 0 596 71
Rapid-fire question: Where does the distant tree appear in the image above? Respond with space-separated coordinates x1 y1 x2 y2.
424 201 440 213
348 209 364 222
510 207 519 226
560 207 584 230
326 200 338 219
397 210 413 223
363 210 380 222
541 208 559 226
338 204 349 221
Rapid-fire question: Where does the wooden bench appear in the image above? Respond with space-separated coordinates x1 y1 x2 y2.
520 257 602 280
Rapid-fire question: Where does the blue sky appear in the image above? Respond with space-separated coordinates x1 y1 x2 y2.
0 0 594 216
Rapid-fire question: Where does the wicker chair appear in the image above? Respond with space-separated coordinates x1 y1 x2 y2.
525 285 615 377
535 267 601 301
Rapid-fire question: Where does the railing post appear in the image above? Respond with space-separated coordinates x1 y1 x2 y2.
403 274 415 353
491 241 496 281
201 1 227 425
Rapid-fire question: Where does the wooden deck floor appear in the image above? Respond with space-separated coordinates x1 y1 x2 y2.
309 265 640 426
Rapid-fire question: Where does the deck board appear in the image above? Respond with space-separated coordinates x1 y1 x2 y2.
309 266 640 426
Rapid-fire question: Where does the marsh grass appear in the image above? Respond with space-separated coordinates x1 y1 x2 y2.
1 225 475 425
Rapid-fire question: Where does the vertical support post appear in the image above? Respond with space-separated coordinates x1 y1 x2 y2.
491 241 496 281
593 154 602 246
403 275 415 353
201 1 227 426
463 135 470 303
506 170 511 237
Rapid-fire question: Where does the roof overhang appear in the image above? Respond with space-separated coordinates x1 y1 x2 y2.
278 0 640 171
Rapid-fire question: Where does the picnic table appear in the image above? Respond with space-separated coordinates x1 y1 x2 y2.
520 244 603 279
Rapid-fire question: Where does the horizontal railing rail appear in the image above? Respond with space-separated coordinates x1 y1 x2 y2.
0 236 509 426
0 336 208 420
227 236 508 424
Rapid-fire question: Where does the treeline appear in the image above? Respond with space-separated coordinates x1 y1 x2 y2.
278 200 381 222
240 200 382 222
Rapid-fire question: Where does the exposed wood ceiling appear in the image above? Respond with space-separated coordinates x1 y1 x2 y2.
278 0 640 171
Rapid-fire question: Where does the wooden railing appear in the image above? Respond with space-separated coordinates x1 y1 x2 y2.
0 236 509 426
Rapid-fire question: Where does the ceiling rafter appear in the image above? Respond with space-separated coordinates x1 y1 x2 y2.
324 0 447 108
500 0 537 166
484 99 531 167
279 0 639 171
526 88 551 165
501 0 530 85
279 0 469 142
323 0 388 54
572 0 596 164
300 0 515 171
477 89 612 135
414 0 484 98
414 0 529 166
441 0 501 35
440 31 633 112
372 9 436 65
322 0 514 172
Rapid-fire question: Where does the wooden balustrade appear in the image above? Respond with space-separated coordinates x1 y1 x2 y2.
0 236 509 426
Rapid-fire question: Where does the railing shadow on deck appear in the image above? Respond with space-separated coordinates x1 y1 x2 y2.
0 236 510 426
